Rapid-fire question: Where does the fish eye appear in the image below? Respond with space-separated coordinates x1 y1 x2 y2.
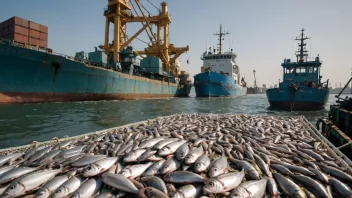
87 167 91 170
214 168 218 171
10 186 15 189
210 182 214 186
196 163 200 167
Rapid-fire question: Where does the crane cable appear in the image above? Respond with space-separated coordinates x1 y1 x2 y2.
145 0 161 12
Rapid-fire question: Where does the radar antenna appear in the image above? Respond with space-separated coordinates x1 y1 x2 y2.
295 28 310 62
214 24 229 54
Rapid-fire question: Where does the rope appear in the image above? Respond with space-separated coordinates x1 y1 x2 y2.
145 0 161 12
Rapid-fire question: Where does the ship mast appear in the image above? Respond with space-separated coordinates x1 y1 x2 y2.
214 24 229 54
295 28 310 62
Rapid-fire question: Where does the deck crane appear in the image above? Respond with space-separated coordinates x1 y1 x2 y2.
99 0 189 77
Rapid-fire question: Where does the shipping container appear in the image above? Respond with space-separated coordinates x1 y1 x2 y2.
40 25 48 34
3 33 28 44
29 29 40 39
39 32 48 41
29 21 40 31
39 40 48 48
29 38 39 46
21 18 29 28
8 25 28 36
14 33 29 44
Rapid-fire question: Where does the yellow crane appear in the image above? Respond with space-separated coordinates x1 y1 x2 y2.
99 0 189 77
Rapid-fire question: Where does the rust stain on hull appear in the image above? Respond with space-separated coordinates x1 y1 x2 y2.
0 92 176 104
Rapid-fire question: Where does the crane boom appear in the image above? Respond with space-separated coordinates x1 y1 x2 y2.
100 0 189 77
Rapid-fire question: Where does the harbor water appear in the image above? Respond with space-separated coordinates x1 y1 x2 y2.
0 90 340 149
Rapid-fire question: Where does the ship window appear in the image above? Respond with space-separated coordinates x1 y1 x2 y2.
300 67 306 73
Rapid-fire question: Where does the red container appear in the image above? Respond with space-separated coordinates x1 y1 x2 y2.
14 33 28 44
29 38 39 46
40 25 48 33
39 32 47 41
39 40 47 48
14 17 22 26
21 18 28 28
29 29 40 39
8 25 28 36
4 33 28 44
29 21 40 31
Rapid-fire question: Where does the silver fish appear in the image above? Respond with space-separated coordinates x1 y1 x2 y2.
228 178 267 198
52 176 86 198
175 143 189 161
194 154 211 173
141 176 168 194
203 169 244 193
2 168 62 198
170 184 203 198
208 153 228 177
83 157 118 177
121 162 153 179
163 171 204 184
184 146 204 165
35 174 71 198
273 172 306 198
72 177 103 198
101 173 139 194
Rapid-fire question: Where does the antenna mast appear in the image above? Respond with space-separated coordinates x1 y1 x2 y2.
214 24 229 54
295 28 310 62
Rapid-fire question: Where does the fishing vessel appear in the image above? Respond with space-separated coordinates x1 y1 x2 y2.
194 25 247 97
0 1 192 104
266 28 330 110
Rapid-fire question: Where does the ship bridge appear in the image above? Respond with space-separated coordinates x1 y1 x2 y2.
280 29 327 88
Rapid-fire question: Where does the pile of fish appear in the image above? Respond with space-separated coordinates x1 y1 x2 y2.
0 113 352 198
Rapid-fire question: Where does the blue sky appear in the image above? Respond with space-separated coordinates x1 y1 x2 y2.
1 0 351 87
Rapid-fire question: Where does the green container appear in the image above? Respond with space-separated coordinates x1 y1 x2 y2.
140 56 163 75
88 51 107 64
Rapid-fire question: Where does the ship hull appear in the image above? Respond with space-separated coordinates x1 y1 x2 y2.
266 87 330 110
193 71 247 97
0 43 192 103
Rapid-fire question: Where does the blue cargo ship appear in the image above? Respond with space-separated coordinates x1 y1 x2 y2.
266 29 330 110
194 25 247 97
0 40 192 103
0 1 193 103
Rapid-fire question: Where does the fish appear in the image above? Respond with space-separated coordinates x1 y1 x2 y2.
141 176 168 194
170 184 203 198
228 178 268 198
83 157 118 177
194 154 211 173
329 178 352 198
0 113 349 197
273 172 306 198
101 173 139 194
184 147 204 165
208 153 228 177
51 176 86 198
203 169 245 193
34 174 72 198
72 177 103 198
290 174 330 198
163 171 204 184
2 168 62 198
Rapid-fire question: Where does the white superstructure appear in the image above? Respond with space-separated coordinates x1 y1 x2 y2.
201 50 240 84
